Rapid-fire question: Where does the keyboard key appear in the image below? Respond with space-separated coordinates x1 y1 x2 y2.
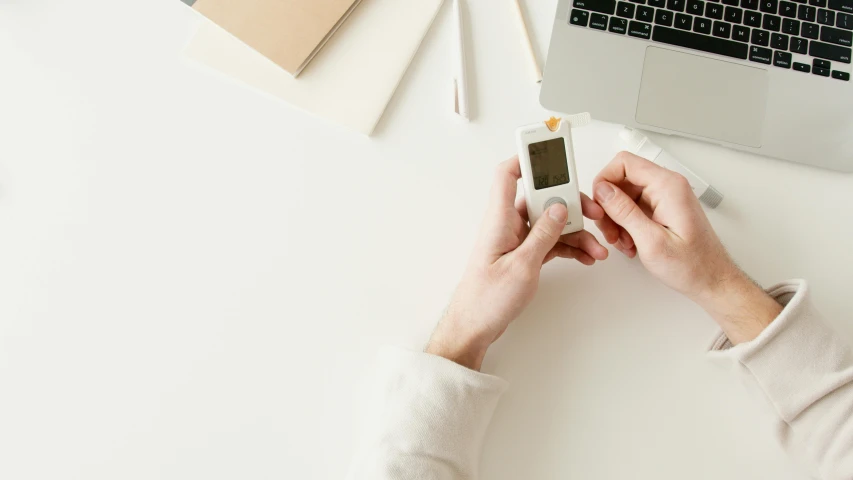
707 3 726 16
695 16 714 31
688 0 706 13
814 57 832 66
618 1 636 17
839 11 853 27
799 4 818 18
745 10 764 24
818 7 837 22
791 35 810 50
629 20 653 37
733 24 752 38
743 0 760 8
750 44 774 61
794 61 812 69
590 12 610 28
668 0 687 10
810 0 827 5
574 0 619 13
828 0 852 12
570 9 591 25
656 8 676 23
723 0 740 4
675 12 695 27
637 5 655 20
783 17 802 31
714 20 734 35
822 24 853 43
832 69 851 78
813 65 832 74
631 0 647 3
810 39 853 59
802 21 821 35
725 5 746 20
752 27 772 41
650 0 667 6
764 13 783 27
780 0 800 15
774 50 794 64
610 16 630 31
761 0 778 12
772 31 791 45
773 33 791 47
653 25 751 56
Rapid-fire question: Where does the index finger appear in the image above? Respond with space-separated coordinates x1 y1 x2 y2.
594 151 675 188
491 156 522 209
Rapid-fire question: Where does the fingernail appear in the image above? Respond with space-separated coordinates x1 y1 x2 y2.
594 183 615 204
548 203 568 222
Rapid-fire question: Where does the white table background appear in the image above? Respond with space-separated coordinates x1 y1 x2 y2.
2 1 852 479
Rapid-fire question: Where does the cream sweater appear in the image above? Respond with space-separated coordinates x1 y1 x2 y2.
345 281 853 479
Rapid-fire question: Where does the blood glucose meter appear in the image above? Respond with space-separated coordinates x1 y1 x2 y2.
516 116 584 235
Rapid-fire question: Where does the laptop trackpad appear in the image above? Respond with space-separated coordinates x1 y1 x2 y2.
635 47 768 148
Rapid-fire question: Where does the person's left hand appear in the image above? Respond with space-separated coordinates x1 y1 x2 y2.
426 156 609 370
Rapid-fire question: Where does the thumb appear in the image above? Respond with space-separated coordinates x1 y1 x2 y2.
516 203 567 264
593 181 658 243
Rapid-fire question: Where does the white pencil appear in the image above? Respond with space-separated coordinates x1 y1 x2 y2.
452 0 469 120
512 0 543 83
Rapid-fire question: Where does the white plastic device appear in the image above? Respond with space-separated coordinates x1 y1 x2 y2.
516 117 584 235
617 127 724 209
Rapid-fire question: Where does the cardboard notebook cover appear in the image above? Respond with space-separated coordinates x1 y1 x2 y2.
192 0 362 77
184 0 443 135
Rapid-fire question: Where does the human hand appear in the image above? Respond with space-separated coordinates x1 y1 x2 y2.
426 156 609 370
592 152 781 344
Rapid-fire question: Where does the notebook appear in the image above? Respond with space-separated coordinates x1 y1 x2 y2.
192 0 363 77
184 0 444 135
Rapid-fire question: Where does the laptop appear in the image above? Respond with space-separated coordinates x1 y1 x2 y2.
540 0 853 171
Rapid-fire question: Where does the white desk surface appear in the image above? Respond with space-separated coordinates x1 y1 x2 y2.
2 1 852 479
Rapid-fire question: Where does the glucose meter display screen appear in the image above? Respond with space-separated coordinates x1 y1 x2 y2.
528 138 570 190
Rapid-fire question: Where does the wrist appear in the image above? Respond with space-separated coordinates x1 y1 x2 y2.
694 271 782 345
426 310 492 371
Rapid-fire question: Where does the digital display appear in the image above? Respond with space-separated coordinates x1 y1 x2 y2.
528 138 570 190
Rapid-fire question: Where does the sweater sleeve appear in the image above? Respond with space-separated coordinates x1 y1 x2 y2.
345 346 509 480
708 280 853 480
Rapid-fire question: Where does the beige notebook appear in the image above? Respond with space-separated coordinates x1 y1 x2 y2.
193 0 362 77
184 0 443 135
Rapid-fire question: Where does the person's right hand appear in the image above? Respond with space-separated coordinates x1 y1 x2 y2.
591 152 781 344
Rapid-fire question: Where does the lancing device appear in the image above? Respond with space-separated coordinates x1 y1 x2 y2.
617 127 724 209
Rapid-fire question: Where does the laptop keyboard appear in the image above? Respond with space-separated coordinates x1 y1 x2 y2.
569 0 851 80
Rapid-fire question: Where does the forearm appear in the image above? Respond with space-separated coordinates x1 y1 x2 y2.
425 308 492 371
695 270 783 345
709 280 853 478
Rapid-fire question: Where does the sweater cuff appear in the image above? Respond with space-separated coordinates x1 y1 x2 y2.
352 346 508 478
707 279 851 422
